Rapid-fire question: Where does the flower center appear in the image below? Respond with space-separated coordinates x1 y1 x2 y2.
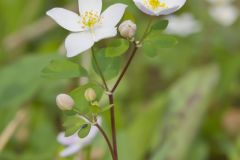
144 0 167 10
81 11 100 28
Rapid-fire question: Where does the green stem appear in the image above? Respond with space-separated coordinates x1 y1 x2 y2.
140 18 154 43
91 48 109 91
85 146 92 160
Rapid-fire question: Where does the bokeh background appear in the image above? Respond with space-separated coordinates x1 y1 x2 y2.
0 0 240 159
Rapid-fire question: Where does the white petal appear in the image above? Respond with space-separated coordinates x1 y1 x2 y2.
133 0 160 16
165 0 186 9
157 6 179 16
101 4 127 27
78 126 99 146
60 144 83 157
133 0 186 16
78 0 102 15
46 8 83 32
93 27 117 42
57 132 80 145
65 31 94 57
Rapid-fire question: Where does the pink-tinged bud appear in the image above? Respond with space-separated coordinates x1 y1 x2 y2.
56 94 75 110
84 88 97 102
118 20 137 39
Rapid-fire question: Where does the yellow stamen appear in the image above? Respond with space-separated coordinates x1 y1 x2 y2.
144 0 168 10
81 11 100 28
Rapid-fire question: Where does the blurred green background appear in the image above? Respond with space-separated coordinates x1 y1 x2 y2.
0 0 240 160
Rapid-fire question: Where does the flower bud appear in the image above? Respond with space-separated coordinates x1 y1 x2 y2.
84 88 97 102
118 20 137 39
56 94 75 110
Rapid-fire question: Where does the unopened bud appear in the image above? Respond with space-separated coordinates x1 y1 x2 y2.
118 20 137 39
84 88 97 102
56 94 75 110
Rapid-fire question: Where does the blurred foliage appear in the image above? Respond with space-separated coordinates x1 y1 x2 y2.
0 0 240 160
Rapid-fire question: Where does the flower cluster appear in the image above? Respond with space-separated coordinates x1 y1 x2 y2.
46 0 187 158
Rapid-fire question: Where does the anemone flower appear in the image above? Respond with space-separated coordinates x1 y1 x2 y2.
47 0 127 57
133 0 186 16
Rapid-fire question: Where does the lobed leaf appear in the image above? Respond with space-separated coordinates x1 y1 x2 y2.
41 59 87 79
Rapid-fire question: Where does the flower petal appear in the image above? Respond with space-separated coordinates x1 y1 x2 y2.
65 31 94 57
46 8 83 32
78 0 102 15
93 27 117 42
157 6 179 16
57 132 80 145
165 0 186 11
133 0 158 16
60 144 83 157
101 4 127 27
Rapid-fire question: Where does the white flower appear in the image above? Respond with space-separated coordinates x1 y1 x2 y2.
206 0 234 5
209 5 238 26
57 117 102 157
47 0 127 57
165 13 202 37
133 0 186 16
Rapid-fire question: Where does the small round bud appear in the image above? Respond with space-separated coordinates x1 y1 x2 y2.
56 94 75 110
118 20 137 39
84 88 97 102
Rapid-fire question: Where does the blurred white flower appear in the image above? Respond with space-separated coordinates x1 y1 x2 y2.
209 5 238 26
206 0 234 5
206 0 239 26
47 0 127 57
57 117 102 157
165 13 202 37
133 0 186 16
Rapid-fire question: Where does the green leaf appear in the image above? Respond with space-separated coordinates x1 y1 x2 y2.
92 49 122 80
152 65 219 160
78 124 91 138
89 105 101 114
142 32 178 57
100 104 114 113
151 19 169 31
65 125 81 137
70 83 103 114
41 59 87 79
105 38 129 57
63 115 87 137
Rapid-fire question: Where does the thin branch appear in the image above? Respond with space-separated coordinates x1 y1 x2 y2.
108 94 118 160
111 44 138 93
91 48 109 91
95 124 115 160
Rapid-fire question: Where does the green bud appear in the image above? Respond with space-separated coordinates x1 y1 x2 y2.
84 88 97 102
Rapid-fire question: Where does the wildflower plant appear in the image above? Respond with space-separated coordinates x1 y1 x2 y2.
42 0 186 159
